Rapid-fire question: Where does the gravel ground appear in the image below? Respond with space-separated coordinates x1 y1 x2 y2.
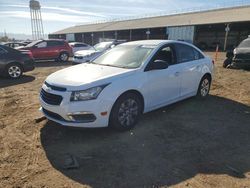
0 52 249 188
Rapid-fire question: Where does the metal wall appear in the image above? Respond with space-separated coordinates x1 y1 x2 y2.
167 26 195 43
49 21 250 51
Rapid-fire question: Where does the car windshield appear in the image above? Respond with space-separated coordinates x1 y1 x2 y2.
94 42 113 51
92 45 154 69
25 40 41 47
238 39 250 48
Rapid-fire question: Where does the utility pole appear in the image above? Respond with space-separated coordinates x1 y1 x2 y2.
224 24 230 51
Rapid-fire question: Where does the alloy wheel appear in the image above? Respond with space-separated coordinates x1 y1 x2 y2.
200 78 210 97
117 98 139 127
8 66 22 78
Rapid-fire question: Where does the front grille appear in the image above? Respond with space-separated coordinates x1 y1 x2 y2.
40 89 63 105
70 114 96 123
42 108 64 121
74 56 83 59
235 53 250 60
45 82 66 92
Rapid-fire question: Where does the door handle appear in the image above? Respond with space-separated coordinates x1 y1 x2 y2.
175 72 180 76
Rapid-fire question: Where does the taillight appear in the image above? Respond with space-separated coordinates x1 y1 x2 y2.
212 60 215 65
26 51 33 59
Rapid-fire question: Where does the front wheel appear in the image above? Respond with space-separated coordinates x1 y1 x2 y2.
58 52 69 62
110 93 143 131
6 63 23 79
196 75 211 98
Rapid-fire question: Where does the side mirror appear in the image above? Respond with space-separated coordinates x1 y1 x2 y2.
146 60 169 71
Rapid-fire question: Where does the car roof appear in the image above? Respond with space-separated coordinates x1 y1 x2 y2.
120 40 192 47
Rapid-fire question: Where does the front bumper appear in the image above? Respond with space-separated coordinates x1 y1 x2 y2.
72 57 89 65
39 85 113 128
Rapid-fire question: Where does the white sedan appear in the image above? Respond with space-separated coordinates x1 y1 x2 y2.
69 42 93 54
40 40 213 131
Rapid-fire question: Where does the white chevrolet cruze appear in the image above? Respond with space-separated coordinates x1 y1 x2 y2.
40 40 213 130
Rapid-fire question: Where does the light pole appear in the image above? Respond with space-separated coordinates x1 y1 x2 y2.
91 33 94 45
146 29 150 40
224 24 230 51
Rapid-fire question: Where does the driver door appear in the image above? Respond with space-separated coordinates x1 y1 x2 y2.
144 44 181 110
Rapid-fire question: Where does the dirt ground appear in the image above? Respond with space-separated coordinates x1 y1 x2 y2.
0 53 249 188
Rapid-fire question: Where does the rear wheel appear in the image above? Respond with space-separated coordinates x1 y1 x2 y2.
197 75 211 98
6 63 23 79
58 52 69 62
110 93 143 131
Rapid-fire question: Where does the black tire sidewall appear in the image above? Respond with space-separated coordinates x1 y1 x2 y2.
110 93 143 131
223 59 232 68
5 63 23 79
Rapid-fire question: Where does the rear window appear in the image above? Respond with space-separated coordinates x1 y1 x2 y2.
238 39 250 48
74 43 88 47
0 47 7 54
47 41 65 47
175 43 204 63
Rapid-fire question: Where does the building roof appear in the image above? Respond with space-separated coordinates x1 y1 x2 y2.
52 6 250 35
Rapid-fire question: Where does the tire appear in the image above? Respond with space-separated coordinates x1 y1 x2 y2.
223 59 232 68
5 63 23 79
110 93 143 131
196 75 211 99
58 52 69 62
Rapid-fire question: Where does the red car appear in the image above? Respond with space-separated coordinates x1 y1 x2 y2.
18 39 73 62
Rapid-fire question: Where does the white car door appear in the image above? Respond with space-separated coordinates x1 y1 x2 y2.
174 43 204 97
144 45 181 110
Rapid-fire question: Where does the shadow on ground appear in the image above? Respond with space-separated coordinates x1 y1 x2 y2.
35 60 72 67
40 95 250 188
0 75 35 88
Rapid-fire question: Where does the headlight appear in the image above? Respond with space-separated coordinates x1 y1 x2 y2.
233 49 237 55
70 84 109 101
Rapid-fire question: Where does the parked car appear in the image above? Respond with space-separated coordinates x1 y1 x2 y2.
69 42 94 53
18 39 73 62
72 41 118 65
223 36 250 68
40 40 213 131
0 45 34 78
3 42 27 49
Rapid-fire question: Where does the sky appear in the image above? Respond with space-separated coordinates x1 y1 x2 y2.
0 0 250 39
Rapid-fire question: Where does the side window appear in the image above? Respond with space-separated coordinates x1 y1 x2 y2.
194 48 204 60
36 42 47 48
175 43 204 63
47 41 63 47
153 46 175 65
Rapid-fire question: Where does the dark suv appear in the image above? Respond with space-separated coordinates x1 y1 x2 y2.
18 39 73 62
0 45 34 78
224 37 250 68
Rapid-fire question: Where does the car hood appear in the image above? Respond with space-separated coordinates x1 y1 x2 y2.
45 63 136 90
74 49 96 56
235 47 250 54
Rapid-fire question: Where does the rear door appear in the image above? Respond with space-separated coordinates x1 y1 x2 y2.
46 41 62 58
174 43 204 97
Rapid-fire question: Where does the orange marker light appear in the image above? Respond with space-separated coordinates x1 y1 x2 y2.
101 112 108 116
